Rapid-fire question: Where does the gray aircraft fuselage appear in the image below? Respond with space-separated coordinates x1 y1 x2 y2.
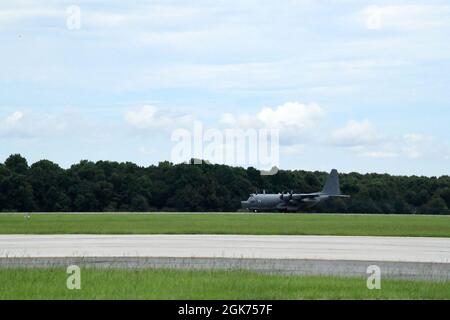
241 169 349 212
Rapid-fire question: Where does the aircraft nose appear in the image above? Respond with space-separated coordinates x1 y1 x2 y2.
241 201 250 208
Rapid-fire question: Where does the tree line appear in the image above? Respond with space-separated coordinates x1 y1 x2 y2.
0 154 449 214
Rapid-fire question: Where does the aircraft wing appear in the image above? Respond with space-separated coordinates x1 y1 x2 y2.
279 192 322 202
291 193 323 200
292 193 350 200
329 195 350 198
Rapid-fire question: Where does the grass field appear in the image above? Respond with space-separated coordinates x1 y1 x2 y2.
0 268 448 300
0 213 449 237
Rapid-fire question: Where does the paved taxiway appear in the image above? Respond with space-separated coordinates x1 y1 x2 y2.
1 235 449 263
1 235 449 280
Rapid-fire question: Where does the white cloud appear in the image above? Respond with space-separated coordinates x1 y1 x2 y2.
125 102 324 141
0 110 67 138
220 113 255 129
360 5 450 31
339 130 438 161
258 102 325 131
358 151 398 159
332 120 382 147
402 133 433 159
4 1 448 99
85 12 131 28
222 102 325 131
0 7 63 24
5 111 24 126
125 105 193 130
219 102 325 146
125 105 158 129
404 133 430 144
281 144 304 156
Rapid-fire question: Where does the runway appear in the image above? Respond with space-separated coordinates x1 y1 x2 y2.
1 234 449 263
1 235 449 280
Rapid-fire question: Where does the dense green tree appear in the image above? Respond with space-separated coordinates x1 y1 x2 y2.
421 197 449 215
0 154 449 214
131 195 150 212
439 188 450 208
28 160 66 212
0 156 33 211
4 154 28 175
0 173 34 211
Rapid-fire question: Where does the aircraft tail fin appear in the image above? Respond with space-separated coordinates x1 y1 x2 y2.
322 169 342 196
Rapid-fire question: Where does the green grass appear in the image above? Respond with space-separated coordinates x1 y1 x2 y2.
0 213 449 237
0 268 448 300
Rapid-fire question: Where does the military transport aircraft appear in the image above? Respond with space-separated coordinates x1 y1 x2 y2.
241 169 349 212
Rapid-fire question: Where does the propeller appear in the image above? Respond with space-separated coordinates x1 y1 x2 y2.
280 191 294 200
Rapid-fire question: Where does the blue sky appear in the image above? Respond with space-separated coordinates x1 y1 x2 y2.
1 0 450 176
